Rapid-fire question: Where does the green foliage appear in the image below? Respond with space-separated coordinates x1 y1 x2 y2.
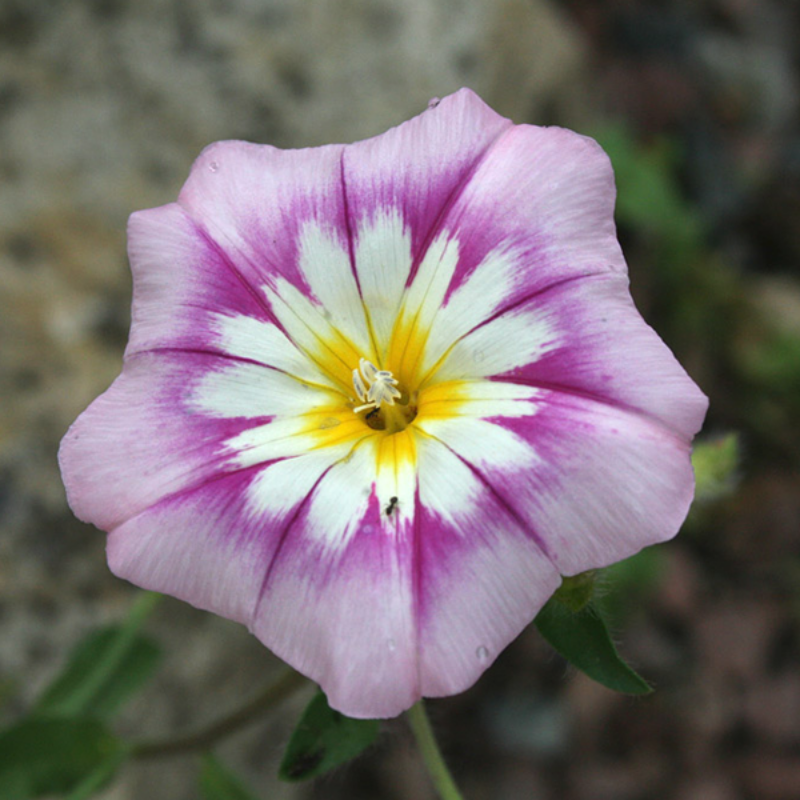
552 570 597 612
737 318 800 453
599 547 667 624
0 717 124 800
535 594 652 695
691 434 740 502
35 626 161 721
0 677 19 718
279 691 380 782
0 592 163 798
199 754 260 800
596 124 704 257
64 749 129 800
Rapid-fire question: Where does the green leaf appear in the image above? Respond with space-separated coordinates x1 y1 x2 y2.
691 433 740 502
35 592 162 720
552 570 597 612
535 596 652 695
199 754 260 800
279 691 379 782
593 124 703 249
35 626 161 720
0 717 124 800
599 548 666 623
65 748 129 800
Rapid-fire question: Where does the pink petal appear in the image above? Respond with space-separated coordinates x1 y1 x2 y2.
435 122 627 308
108 468 285 626
59 351 274 531
107 451 339 626
438 271 708 440
342 90 512 350
177 139 348 300
249 499 420 719
420 389 700 577
501 271 708 439
124 203 269 357
414 435 560 699
248 433 560 718
343 88 512 263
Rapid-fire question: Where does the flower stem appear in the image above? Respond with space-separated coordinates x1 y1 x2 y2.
406 700 466 800
131 667 309 759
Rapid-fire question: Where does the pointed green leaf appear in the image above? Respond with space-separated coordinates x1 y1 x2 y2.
199 754 260 800
0 717 124 800
35 626 161 720
535 597 652 695
279 691 379 782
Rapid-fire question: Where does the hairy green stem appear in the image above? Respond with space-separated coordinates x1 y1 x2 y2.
406 700 465 800
131 668 309 759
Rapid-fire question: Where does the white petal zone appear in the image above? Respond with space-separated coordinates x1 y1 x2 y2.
209 312 338 388
295 221 374 358
415 432 483 533
263 279 357 383
418 244 522 378
374 437 417 529
421 380 545 419
189 362 341 420
353 208 413 357
226 416 355 468
395 232 460 347
236 422 418 550
417 416 540 484
244 448 351 523
302 438 381 550
431 303 560 383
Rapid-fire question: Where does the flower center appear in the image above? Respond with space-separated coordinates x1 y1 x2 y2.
352 358 417 433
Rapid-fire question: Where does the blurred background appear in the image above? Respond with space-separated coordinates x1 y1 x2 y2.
1 0 799 798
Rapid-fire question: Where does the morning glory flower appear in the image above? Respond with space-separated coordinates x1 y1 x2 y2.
59 89 708 719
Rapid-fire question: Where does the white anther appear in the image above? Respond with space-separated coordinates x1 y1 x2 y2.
352 367 368 402
352 359 401 413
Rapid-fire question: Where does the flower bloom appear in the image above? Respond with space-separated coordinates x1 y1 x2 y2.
59 89 707 718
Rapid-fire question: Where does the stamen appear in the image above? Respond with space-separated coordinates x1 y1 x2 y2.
352 359 401 413
359 358 378 384
352 367 368 402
